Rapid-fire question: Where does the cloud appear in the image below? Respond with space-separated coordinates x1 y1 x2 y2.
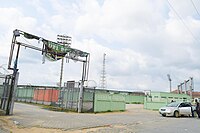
72 0 200 91
0 0 200 92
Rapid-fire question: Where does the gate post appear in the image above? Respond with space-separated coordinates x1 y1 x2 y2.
9 72 19 115
78 81 84 113
6 72 19 115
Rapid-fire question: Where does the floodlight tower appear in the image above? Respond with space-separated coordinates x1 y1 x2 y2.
190 77 194 98
167 74 172 92
57 35 72 88
100 53 106 89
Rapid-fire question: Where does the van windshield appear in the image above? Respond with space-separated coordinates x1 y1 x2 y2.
167 102 179 107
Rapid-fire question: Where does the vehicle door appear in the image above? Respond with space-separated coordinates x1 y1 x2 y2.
178 103 191 115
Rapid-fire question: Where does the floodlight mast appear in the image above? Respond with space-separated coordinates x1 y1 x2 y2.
167 74 172 92
57 35 72 88
190 77 194 98
57 34 72 107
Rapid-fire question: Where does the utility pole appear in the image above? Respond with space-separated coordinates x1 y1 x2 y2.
167 74 172 92
190 77 194 98
100 53 106 89
57 35 71 107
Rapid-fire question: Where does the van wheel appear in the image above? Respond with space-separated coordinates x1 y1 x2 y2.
174 111 179 118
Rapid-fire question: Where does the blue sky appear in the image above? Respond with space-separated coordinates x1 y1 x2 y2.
0 0 200 92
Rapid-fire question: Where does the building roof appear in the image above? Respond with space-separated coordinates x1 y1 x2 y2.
172 89 200 98
192 92 200 98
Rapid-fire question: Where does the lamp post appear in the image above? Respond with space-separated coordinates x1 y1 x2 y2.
167 74 172 92
190 77 194 98
57 34 71 107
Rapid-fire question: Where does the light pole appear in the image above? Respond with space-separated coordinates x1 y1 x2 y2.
190 77 194 98
57 35 71 107
167 74 172 92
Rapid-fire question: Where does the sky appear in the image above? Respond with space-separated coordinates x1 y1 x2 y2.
0 0 200 92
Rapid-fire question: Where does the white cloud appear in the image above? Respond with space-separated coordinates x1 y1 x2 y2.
0 0 200 92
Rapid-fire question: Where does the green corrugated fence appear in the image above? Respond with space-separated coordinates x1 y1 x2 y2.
0 85 3 97
144 97 167 110
125 95 144 104
9 85 146 113
144 92 192 110
16 87 34 101
94 92 126 112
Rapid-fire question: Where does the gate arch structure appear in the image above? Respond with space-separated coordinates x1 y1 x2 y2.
1 29 90 115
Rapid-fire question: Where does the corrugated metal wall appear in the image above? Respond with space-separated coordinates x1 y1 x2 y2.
0 85 3 97
62 88 79 111
16 85 59 105
94 92 126 112
16 87 34 102
33 89 59 102
0 85 3 105
125 95 144 104
82 88 95 112
144 92 192 110
61 87 95 112
14 85 145 113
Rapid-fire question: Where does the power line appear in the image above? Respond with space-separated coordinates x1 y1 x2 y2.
167 0 200 43
190 0 200 17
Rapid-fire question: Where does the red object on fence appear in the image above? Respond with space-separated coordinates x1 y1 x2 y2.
33 88 59 102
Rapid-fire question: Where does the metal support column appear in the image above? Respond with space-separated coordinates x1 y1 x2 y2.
6 43 20 115
78 55 89 113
